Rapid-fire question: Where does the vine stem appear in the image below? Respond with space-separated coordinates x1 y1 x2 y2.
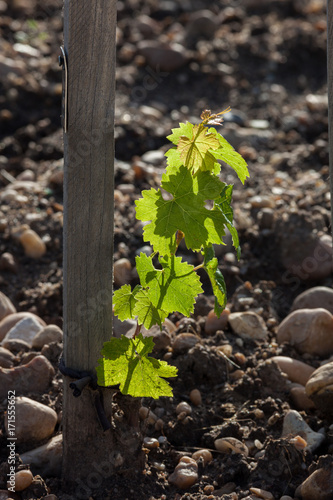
192 264 204 272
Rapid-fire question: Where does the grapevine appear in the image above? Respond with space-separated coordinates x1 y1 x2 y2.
97 108 249 398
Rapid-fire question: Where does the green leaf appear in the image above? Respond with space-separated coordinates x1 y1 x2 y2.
203 246 227 317
113 284 142 321
209 127 249 184
135 164 229 254
133 288 167 329
177 124 220 174
96 334 178 398
166 122 194 145
136 253 203 317
214 184 240 260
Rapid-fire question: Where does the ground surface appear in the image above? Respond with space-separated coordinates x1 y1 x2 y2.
0 0 332 499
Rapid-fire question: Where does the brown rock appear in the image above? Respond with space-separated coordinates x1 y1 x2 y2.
277 308 333 356
5 397 57 443
137 40 188 72
290 384 315 411
0 346 16 368
228 311 268 340
113 258 132 286
0 252 18 274
172 333 199 354
271 356 315 385
168 456 198 489
0 355 55 400
305 361 333 414
0 292 16 322
13 469 33 491
0 490 20 500
205 308 230 335
20 434 62 477
32 325 63 350
291 286 333 315
295 466 333 500
19 229 46 259
0 313 46 342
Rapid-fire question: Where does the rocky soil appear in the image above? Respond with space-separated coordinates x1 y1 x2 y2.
0 0 333 499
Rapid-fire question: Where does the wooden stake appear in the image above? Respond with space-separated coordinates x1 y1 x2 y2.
328 0 333 235
62 1 144 493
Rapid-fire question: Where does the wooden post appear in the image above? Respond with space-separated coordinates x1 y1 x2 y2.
62 1 144 495
328 0 333 236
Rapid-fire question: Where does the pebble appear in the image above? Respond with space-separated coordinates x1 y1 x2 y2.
137 40 188 72
113 258 132 286
20 434 63 477
1 316 43 347
185 10 219 44
19 229 46 259
0 55 25 78
192 449 213 465
305 93 328 111
0 355 55 400
2 338 31 353
257 208 275 230
12 469 33 491
295 466 333 500
290 384 315 411
32 325 63 350
176 401 192 415
13 43 40 58
249 488 273 499
277 308 333 356
0 346 16 368
270 356 315 385
0 292 16 322
205 308 230 335
281 409 325 452
143 437 159 449
5 396 57 443
0 252 18 273
141 150 165 165
168 456 198 489
172 333 199 354
291 286 333 315
305 361 333 414
215 437 249 457
228 311 268 340
189 388 202 406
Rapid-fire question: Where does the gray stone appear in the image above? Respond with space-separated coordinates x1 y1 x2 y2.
20 434 62 477
282 409 325 452
1 316 43 347
32 325 63 350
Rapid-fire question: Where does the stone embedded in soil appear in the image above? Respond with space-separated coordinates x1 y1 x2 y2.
305 361 333 414
0 291 16 322
5 396 57 443
0 312 46 342
168 456 198 489
282 409 325 452
192 449 213 465
20 434 63 477
172 333 199 354
270 356 315 385
137 40 188 72
32 324 63 350
1 316 43 347
0 252 18 274
290 384 315 411
0 346 16 368
1 338 31 354
214 437 249 457
189 388 202 406
12 469 33 491
113 258 132 286
228 311 268 340
291 286 333 315
0 355 55 400
277 308 333 356
249 487 274 500
19 228 46 259
205 308 230 335
295 466 333 500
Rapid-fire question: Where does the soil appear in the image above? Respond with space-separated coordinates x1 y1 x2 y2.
0 0 332 499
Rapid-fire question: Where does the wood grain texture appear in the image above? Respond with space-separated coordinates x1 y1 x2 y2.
63 0 116 372
328 0 333 236
62 0 132 488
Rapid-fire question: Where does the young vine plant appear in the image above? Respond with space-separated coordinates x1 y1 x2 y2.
96 108 249 399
